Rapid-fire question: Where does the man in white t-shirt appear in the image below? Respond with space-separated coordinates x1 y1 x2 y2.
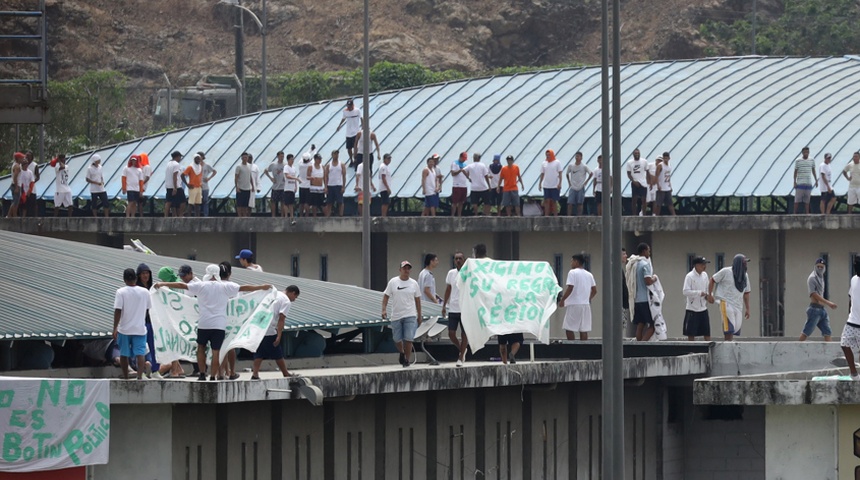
265 152 287 218
122 155 144 218
442 252 468 366
709 254 751 341
86 154 110 217
683 257 713 341
53 154 73 217
418 253 441 303
842 152 860 213
840 255 860 380
450 152 470 217
422 156 441 217
251 285 300 379
465 153 492 216
336 99 362 166
283 154 298 224
378 153 393 217
113 268 152 380
566 151 593 216
654 152 676 216
819 153 836 215
540 149 564 216
164 151 186 217
155 264 271 381
382 260 422 367
236 249 263 272
626 148 649 216
558 254 597 340
592 155 611 216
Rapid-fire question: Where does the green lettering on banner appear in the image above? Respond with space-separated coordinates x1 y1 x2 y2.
9 410 26 428
477 306 488 327
37 380 60 408
66 380 85 406
178 319 193 336
2 432 21 462
63 430 84 465
31 409 44 430
516 263 533 276
0 390 13 408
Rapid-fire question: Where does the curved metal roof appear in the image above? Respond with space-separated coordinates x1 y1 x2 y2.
4 55 860 202
0 229 441 340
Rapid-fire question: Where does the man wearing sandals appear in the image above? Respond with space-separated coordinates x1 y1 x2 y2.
251 285 300 379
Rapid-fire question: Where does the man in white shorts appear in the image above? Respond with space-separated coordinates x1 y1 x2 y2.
709 254 751 341
842 152 860 213
558 254 597 340
841 255 860 381
53 154 73 217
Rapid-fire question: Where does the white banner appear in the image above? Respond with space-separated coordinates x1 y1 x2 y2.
456 259 561 352
0 378 110 472
149 287 276 363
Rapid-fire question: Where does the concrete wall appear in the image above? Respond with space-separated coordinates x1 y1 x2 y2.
92 404 173 480
257 232 362 282
683 403 765 480
766 405 836 480
130 232 232 264
171 404 218 480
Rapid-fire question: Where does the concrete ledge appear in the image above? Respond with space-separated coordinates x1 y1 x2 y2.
693 368 860 405
3 214 860 235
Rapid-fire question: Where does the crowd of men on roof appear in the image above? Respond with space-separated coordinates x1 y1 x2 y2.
5 99 860 218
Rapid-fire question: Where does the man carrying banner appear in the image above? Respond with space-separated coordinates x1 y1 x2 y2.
382 260 422 367
558 254 597 340
155 264 272 381
251 285 300 379
114 268 152 380
442 251 469 366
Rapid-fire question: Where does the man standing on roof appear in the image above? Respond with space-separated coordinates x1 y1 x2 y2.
819 153 836 215
593 155 611 216
566 151 593 216
182 155 204 217
539 149 563 216
155 264 272 381
626 148 649 216
628 242 657 341
488 155 503 215
709 254 751 341
199 152 217 217
466 153 492 216
324 150 347 217
442 251 468 366
645 156 659 216
23 151 41 217
422 155 441 217
655 152 676 216
683 257 713 341
236 249 263 271
336 99 362 166
418 253 441 303
137 153 152 217
793 146 817 214
52 154 73 217
297 151 312 218
378 153 393 217
6 152 24 218
353 160 376 214
163 151 186 217
247 154 261 213
840 256 860 381
235 152 254 217
799 257 837 341
122 155 144 218
382 260 422 367
15 155 35 218
843 152 860 214
354 129 381 172
308 153 326 217
450 152 470 217
558 254 597 340
283 153 298 224
251 285 300 379
265 151 287 218
114 268 152 380
85 154 109 217
497 154 524 216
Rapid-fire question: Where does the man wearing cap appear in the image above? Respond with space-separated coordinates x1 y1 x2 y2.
488 155 503 215
52 154 73 217
164 151 186 217
265 151 287 218
558 253 598 340
114 268 152 380
709 254 751 341
178 265 199 284
422 156 441 217
378 153 393 217
799 258 837 341
449 152 470 217
122 155 144 218
198 152 217 217
539 149 563 216
497 155 524 216
566 151 593 216
819 153 836 215
155 264 271 381
466 152 492 216
336 99 363 166
793 146 817 214
626 148 649 216
182 154 204 217
683 257 713 341
382 260 422 367
85 154 110 217
251 285 300 380
236 249 263 272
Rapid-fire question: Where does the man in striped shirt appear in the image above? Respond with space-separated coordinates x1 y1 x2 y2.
793 146 817 214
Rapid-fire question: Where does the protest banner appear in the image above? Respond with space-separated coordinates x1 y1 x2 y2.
0 378 109 472
456 258 561 352
149 287 277 364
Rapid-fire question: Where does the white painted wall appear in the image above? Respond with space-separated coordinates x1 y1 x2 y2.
257 232 362 282
766 405 836 480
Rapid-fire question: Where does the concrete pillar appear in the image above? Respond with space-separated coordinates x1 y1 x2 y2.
371 232 388 291
494 231 519 260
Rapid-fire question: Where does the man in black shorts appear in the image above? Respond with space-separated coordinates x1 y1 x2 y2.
682 256 713 340
251 285 300 379
442 251 468 366
378 153 393 217
498 333 523 364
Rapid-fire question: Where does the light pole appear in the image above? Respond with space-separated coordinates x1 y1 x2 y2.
220 0 267 111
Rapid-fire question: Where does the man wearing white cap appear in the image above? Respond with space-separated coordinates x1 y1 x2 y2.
382 260 422 367
86 154 110 217
155 264 271 381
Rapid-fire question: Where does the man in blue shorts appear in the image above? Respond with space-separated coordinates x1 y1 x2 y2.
113 268 152 380
799 257 837 341
251 285 300 379
382 260 422 367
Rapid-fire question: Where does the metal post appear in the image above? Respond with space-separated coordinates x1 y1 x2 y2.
236 2 245 114
163 73 173 127
261 0 267 110
38 0 45 171
751 0 757 54
361 0 371 290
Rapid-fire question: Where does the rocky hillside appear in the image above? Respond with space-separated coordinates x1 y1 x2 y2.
0 0 762 87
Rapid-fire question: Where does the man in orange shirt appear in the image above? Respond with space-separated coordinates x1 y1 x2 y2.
497 155 525 216
182 154 205 217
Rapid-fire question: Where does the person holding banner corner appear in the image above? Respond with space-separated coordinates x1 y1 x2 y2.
382 260 422 367
251 285 300 379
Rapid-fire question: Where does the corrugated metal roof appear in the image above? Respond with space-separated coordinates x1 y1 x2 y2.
4 56 860 201
0 230 441 340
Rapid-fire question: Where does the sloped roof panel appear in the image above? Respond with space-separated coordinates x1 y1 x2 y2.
4 56 860 202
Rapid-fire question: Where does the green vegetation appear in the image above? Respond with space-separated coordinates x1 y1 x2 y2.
700 0 860 56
